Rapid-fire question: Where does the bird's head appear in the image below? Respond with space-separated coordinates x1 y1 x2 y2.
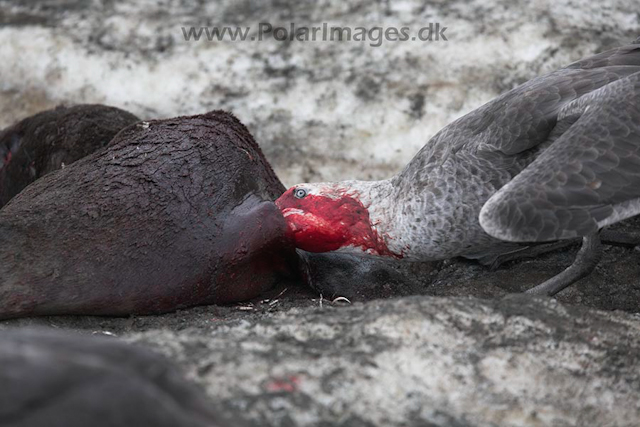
275 182 400 257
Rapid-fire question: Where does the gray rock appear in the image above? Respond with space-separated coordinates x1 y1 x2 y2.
2 295 639 426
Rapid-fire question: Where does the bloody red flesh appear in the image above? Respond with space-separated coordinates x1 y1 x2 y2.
276 188 400 258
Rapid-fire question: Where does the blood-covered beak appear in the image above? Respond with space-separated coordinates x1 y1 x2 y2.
276 193 349 252
278 206 310 243
281 207 331 244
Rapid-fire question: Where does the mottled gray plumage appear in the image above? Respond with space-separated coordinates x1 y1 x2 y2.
389 41 640 262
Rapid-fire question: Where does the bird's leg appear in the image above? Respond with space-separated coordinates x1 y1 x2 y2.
487 239 579 270
525 233 602 296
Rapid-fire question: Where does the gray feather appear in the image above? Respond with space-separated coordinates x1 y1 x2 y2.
480 73 640 242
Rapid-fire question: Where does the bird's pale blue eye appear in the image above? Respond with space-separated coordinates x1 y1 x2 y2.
294 188 308 199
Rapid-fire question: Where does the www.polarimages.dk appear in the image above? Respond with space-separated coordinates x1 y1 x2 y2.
181 23 448 46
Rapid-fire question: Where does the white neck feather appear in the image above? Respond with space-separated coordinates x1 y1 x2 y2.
332 179 407 255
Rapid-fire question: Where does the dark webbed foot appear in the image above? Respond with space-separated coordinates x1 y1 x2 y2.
525 234 602 296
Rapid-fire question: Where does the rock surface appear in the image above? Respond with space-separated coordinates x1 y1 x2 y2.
2 294 639 427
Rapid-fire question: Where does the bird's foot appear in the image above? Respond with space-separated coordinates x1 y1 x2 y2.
525 233 602 296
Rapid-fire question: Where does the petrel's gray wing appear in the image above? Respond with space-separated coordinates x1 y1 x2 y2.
479 71 640 242
565 43 640 70
406 44 640 179
467 44 640 157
